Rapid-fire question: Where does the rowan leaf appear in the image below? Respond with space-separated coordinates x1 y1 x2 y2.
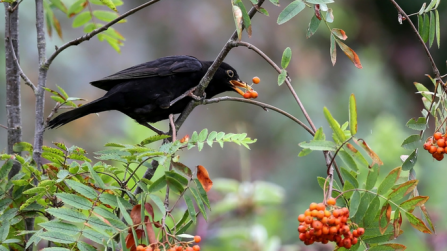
277 0 305 25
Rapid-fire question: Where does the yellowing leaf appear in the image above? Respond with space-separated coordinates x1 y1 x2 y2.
100 0 117 12
197 165 213 192
335 39 362 69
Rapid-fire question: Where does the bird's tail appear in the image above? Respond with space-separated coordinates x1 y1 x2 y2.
47 97 111 129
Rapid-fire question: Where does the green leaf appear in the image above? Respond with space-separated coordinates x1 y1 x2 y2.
39 221 81 236
421 14 430 43
233 0 252 37
258 7 269 16
278 69 287 86
325 8 334 23
338 150 358 172
93 10 121 22
281 47 292 69
0 159 14 180
232 4 243 40
189 186 207 221
425 0 437 12
429 11 436 48
166 176 184 194
402 150 417 171
184 195 196 224
400 196 429 213
298 148 312 157
306 15 321 39
87 164 105 189
64 179 98 199
99 0 118 12
406 117 427 130
366 165 379 190
198 128 208 142
67 0 87 17
0 221 10 242
378 167 401 195
330 34 336 66
342 180 355 199
46 208 88 223
149 175 167 193
313 127 325 140
193 179 211 209
277 0 305 25
50 0 68 13
335 39 363 69
306 0 334 3
353 193 373 224
269 0 279 6
55 193 92 210
388 180 418 201
299 140 337 151
435 10 440 48
77 241 98 251
349 94 358 135
363 196 380 227
149 194 166 215
72 11 92 27
117 199 132 225
13 142 33 152
172 162 192 178
401 135 420 150
0 198 12 212
341 168 358 188
349 191 361 216
0 208 18 222
405 212 432 233
82 229 109 244
165 171 188 186
38 231 76 244
323 107 346 142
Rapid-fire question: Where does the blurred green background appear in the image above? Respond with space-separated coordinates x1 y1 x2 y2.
1 0 447 250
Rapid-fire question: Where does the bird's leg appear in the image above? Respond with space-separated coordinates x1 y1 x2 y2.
169 86 206 107
138 121 167 135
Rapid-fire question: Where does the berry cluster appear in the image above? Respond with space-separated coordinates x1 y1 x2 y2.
135 236 201 251
242 77 260 99
423 132 447 161
297 198 365 249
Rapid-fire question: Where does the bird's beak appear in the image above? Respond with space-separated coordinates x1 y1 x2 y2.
230 80 253 96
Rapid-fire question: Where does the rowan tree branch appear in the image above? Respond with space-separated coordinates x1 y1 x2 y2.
44 0 161 68
8 36 36 93
0 124 9 130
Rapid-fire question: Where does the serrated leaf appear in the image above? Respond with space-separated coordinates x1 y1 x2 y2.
39 221 81 236
184 195 196 224
13 142 33 153
378 167 401 195
332 28 347 40
388 180 418 201
368 244 407 251
299 140 337 151
406 117 427 130
341 168 358 188
342 180 355 198
0 221 10 242
353 193 373 223
277 0 305 25
99 0 117 12
87 163 105 189
349 94 357 135
38 231 76 244
165 171 188 186
281 47 292 69
354 138 383 167
402 149 417 171
400 196 429 213
363 196 380 227
46 208 88 223
366 165 379 190
64 179 97 199
148 175 167 193
330 34 336 66
82 229 109 244
93 10 121 22
335 39 362 69
401 134 420 150
193 179 211 209
50 0 68 13
190 186 208 221
72 11 91 28
278 69 287 86
323 107 346 142
338 150 358 171
298 148 312 157
349 191 361 216
55 193 92 210
77 241 98 251
172 162 192 177
166 176 184 194
405 212 432 233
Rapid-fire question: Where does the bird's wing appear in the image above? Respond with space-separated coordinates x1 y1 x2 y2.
90 55 203 91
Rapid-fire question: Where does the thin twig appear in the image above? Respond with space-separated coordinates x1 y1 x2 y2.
169 114 176 142
0 124 9 130
8 0 23 13
327 137 353 174
203 96 314 135
44 0 161 69
46 102 63 124
441 74 447 79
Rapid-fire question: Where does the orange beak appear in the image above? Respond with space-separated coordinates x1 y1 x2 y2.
230 80 253 96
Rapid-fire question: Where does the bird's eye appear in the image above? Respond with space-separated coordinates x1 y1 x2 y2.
226 70 234 77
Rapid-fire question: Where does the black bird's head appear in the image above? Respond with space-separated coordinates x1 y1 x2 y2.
205 61 254 98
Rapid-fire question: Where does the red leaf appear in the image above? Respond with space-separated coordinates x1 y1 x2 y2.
125 232 135 249
197 165 213 192
314 4 321 20
145 216 157 245
130 205 142 225
335 39 363 69
379 203 391 234
144 203 155 221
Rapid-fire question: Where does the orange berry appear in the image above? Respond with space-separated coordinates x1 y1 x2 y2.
313 229 322 236
423 142 431 150
357 228 365 236
252 76 261 84
438 138 446 147
176 247 183 251
304 209 311 216
321 217 328 224
311 210 319 217
433 152 444 161
327 197 336 206
316 203 325 211
312 221 323 230
137 246 145 251
341 207 349 215
194 235 201 243
328 216 336 225
434 132 443 140
316 210 325 219
299 233 306 241
343 238 352 249
304 216 313 224
192 245 200 251
341 225 350 234
352 237 358 244
250 91 258 99
298 214 306 222
145 247 153 251
333 210 340 218
352 229 358 237
324 210 331 217
243 92 251 99
438 147 445 154
309 202 318 210
334 218 341 225
180 135 190 143
298 225 307 233
329 226 338 234
429 145 437 153
185 247 193 251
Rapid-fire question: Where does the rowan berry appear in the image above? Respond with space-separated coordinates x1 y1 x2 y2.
316 203 326 211
299 233 306 241
341 207 349 215
304 209 311 216
305 216 313 224
145 247 153 251
309 202 318 210
185 247 193 251
333 210 340 218
192 245 200 251
243 92 251 99
250 91 258 99
316 210 325 219
357 227 365 236
437 147 445 154
322 226 329 235
176 247 183 251
423 142 431 150
194 235 201 243
429 145 437 154
352 229 358 237
329 226 338 234
312 221 323 230
321 217 328 224
352 237 358 244
327 197 336 206
343 238 352 249
434 132 443 140
252 76 261 84
298 214 306 222
438 138 446 147
298 225 307 233
137 246 145 251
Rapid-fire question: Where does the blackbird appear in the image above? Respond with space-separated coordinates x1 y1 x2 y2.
47 55 253 133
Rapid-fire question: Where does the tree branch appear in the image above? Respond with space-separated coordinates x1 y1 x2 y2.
44 0 161 68
8 35 36 93
202 96 314 135
0 124 9 130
